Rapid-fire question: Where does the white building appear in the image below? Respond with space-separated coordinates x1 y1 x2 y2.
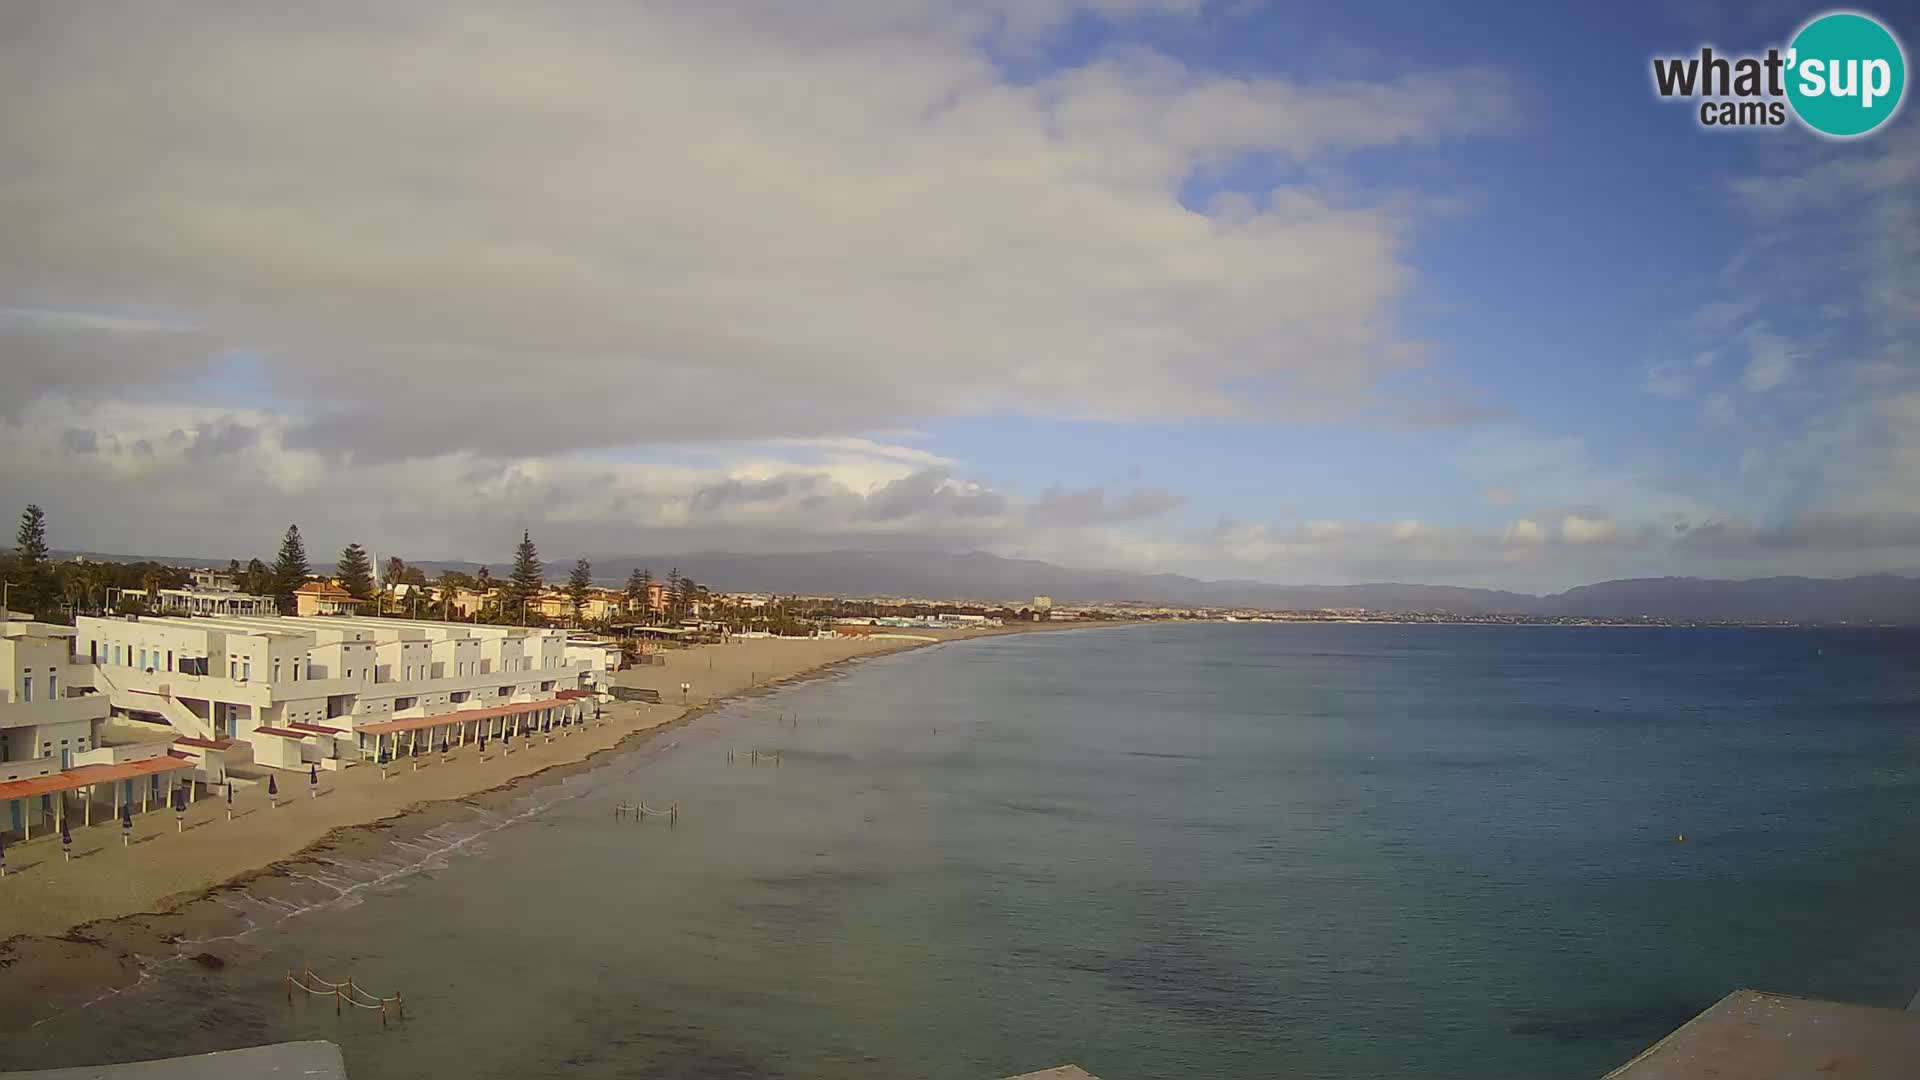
2 617 109 769
75 613 603 772
4 616 196 840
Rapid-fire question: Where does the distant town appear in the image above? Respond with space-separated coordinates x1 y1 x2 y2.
1 503 1840 638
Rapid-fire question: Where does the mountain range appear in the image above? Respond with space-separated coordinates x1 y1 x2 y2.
49 547 1920 624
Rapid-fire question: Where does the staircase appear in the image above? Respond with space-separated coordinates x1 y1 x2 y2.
94 665 216 741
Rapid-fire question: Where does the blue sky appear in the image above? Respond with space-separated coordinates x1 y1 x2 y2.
1 1 1916 592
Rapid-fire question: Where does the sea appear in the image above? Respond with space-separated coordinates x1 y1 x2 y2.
4 623 1919 1080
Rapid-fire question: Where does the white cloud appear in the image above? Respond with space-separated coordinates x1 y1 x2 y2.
1740 331 1798 392
1560 514 1623 545
0 2 1515 461
1503 518 1545 544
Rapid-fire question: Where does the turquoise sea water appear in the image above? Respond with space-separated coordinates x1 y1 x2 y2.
5 624 1920 1079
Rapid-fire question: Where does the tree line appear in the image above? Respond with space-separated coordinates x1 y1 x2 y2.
1 504 709 631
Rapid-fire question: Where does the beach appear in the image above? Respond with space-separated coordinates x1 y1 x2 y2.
0 624 1098 1036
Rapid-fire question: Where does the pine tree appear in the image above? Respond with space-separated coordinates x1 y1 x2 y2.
665 567 682 623
272 525 310 614
624 567 646 617
638 568 654 624
507 530 542 624
337 543 376 601
676 575 699 623
15 504 49 566
12 504 50 615
244 557 269 595
567 559 593 623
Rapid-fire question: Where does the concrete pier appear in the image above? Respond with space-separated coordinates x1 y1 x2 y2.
1 1041 346 1080
1603 990 1920 1079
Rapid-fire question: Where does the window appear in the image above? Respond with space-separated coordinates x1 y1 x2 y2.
48 673 57 699
229 659 237 679
242 660 251 681
90 642 98 664
167 650 174 671
274 659 281 683
21 677 32 703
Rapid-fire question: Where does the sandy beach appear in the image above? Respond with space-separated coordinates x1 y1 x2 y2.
0 622 1124 1035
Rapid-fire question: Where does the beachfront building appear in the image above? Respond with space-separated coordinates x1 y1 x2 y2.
149 587 277 617
2 618 109 769
294 581 363 617
2 616 196 840
74 613 604 772
530 588 624 625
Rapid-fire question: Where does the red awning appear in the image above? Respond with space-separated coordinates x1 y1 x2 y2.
287 723 345 735
251 726 311 739
355 697 571 736
174 736 235 750
0 754 196 802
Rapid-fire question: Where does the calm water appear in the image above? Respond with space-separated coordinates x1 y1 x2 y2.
6 624 1920 1079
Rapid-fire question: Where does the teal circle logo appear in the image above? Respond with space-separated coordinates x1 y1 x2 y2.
1786 11 1906 137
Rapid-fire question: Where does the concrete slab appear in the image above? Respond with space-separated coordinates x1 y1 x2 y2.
0 1041 346 1080
1004 1069 1099 1080
1604 989 1920 1080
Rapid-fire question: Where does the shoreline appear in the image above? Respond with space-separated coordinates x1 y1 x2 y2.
0 620 1147 1037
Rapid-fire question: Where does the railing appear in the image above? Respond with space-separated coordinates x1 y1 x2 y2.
287 965 403 1027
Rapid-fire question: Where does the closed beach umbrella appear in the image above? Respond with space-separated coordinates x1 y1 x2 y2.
267 774 278 807
121 803 133 846
0 830 7 875
438 738 448 755
61 820 72 860
309 764 319 797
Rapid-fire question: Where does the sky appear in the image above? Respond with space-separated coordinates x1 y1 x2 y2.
2 0 1917 593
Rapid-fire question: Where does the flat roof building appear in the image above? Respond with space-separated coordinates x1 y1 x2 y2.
74 613 600 770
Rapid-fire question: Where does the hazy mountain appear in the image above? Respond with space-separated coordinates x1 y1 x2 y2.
566 550 1920 623
43 547 1920 623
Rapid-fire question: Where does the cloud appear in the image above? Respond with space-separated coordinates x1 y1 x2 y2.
1030 485 1185 524
1675 511 1920 557
1560 513 1626 545
0 2 1516 464
1740 331 1798 392
1503 518 1545 544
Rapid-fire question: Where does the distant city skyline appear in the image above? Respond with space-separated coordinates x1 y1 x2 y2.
2 1 1916 592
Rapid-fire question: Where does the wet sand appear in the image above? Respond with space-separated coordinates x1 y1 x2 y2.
0 622 1130 1034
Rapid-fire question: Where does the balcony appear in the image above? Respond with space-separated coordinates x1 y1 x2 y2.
0 691 110 730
